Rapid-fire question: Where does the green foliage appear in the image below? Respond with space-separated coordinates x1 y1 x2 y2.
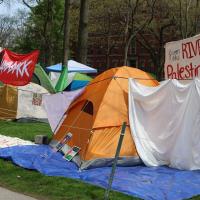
14 0 65 66
9 0 200 73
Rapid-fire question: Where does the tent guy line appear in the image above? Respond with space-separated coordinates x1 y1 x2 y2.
17 88 49 94
53 86 96 142
17 76 156 93
61 124 92 131
1 76 193 95
84 76 193 88
60 124 160 142
0 105 166 143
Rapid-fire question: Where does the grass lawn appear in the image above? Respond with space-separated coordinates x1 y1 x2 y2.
0 120 199 200
0 120 137 200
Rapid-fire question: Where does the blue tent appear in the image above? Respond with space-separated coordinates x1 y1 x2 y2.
65 72 92 91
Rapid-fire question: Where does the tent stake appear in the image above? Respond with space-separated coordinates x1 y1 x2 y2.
104 122 127 200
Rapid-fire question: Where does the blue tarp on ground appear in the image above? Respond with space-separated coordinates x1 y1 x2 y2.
0 145 200 200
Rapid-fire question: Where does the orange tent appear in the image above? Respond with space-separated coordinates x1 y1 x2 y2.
51 66 159 169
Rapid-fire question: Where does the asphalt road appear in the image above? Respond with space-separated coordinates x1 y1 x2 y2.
0 187 37 200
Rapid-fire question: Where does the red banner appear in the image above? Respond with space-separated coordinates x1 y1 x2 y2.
0 49 39 86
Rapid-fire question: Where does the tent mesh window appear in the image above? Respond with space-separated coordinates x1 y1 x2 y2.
81 100 93 115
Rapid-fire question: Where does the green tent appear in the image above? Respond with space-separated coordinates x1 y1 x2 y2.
52 66 92 92
64 72 92 91
32 64 56 93
55 66 68 92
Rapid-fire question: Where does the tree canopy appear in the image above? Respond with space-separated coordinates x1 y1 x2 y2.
0 0 200 79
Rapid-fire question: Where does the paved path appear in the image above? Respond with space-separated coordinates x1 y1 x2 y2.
0 187 37 200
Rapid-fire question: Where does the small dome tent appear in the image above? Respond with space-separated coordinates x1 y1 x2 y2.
65 72 92 91
51 66 159 169
50 71 92 91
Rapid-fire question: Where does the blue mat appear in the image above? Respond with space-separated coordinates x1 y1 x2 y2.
0 145 200 200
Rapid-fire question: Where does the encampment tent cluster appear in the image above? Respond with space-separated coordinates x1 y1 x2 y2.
1 37 200 199
1 57 200 171
0 48 96 122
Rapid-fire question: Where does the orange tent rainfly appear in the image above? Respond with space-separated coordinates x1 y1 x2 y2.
50 66 159 169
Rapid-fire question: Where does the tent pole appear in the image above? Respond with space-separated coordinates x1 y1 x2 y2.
104 122 127 200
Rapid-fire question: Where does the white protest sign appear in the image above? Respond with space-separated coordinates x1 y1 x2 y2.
164 34 200 80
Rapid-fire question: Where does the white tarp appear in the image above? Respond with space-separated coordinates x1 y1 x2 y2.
129 78 200 170
49 72 76 87
16 83 48 120
43 88 84 132
46 60 97 73
0 134 34 148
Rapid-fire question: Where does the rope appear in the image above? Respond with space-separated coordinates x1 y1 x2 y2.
55 123 156 142
17 88 49 95
56 99 93 145
0 77 195 95
0 111 189 144
85 76 195 88
60 124 93 131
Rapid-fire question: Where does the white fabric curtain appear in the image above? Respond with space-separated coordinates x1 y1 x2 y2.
129 78 200 170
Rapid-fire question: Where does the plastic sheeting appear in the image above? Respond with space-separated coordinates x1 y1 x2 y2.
43 88 85 132
129 79 200 170
50 72 75 88
0 145 200 200
0 134 33 148
46 60 97 73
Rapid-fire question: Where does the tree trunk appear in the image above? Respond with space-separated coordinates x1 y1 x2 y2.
77 0 89 64
45 0 54 66
124 34 135 66
62 0 71 69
